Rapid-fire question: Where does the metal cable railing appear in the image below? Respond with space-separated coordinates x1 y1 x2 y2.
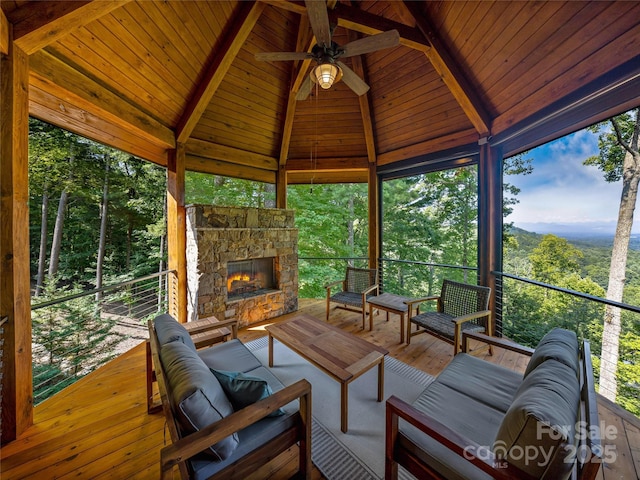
31 270 174 405
494 271 639 418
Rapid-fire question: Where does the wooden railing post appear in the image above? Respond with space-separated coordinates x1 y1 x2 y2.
167 145 187 323
0 24 33 443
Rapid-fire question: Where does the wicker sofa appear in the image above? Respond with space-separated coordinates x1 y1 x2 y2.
147 314 311 480
385 329 602 480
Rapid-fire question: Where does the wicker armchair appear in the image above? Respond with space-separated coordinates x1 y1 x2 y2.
404 279 492 354
325 267 379 325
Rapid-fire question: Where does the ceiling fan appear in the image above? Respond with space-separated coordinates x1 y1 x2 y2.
255 0 400 100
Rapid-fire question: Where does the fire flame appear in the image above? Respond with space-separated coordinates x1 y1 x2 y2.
227 273 251 292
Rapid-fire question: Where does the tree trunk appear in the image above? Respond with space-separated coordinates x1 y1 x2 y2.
96 157 109 301
158 190 167 312
347 195 355 261
48 189 68 278
599 115 640 401
35 186 49 296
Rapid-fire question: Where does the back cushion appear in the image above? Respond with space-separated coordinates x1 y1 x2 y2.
154 314 197 352
160 341 238 460
494 359 580 479
524 328 579 379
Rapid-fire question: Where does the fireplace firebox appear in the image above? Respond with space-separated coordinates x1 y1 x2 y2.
227 258 276 300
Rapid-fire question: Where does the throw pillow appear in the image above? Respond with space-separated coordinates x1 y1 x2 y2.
211 369 285 417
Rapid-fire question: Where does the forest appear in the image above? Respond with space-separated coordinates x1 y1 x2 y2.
27 116 639 415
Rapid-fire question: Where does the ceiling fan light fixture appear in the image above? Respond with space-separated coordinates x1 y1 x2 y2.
313 63 340 89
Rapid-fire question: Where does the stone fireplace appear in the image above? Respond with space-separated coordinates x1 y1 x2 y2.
185 205 298 327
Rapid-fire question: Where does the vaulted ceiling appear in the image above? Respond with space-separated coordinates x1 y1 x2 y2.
3 0 640 183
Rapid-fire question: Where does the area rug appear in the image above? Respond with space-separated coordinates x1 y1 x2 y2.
245 336 435 480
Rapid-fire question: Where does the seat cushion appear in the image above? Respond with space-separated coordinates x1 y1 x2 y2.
400 380 501 480
160 341 238 460
153 314 197 351
198 339 263 373
434 353 522 413
330 291 367 307
494 359 580 479
411 311 484 340
524 328 579 379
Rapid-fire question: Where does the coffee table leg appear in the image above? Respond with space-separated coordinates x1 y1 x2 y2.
341 383 348 433
268 333 274 367
378 357 385 401
400 314 404 343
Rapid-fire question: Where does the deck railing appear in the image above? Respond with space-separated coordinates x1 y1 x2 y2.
30 270 173 405
300 258 638 416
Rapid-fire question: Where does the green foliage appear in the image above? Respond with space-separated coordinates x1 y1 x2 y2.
31 277 122 404
529 235 583 283
185 171 275 207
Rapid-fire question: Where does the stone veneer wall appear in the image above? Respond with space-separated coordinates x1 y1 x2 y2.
186 205 298 327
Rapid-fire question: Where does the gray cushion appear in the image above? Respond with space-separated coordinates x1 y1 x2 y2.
401 380 501 480
494 359 580 479
160 341 238 460
211 369 285 417
198 339 263 373
154 314 197 351
524 328 579 379
434 352 522 413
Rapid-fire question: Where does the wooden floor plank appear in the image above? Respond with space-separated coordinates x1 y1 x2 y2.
1 298 637 479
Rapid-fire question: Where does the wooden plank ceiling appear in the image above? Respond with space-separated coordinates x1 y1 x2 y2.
3 0 640 183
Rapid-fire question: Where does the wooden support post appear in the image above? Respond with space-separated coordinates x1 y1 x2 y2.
276 165 287 209
477 142 503 336
167 145 187 323
0 33 32 443
368 164 379 270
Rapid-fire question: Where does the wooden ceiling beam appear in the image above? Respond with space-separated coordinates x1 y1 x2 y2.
347 29 377 164
403 1 492 137
29 50 175 149
279 15 313 166
287 156 369 170
334 3 430 53
287 170 368 184
9 0 131 55
186 138 278 171
186 155 276 184
377 128 479 166
176 1 264 144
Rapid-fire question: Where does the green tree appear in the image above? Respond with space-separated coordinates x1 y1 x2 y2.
529 235 583 284
585 108 640 402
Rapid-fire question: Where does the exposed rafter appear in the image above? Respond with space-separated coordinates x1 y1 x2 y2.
403 1 492 137
9 0 131 55
279 15 314 166
29 50 175 149
186 138 278 171
347 29 377 164
176 1 265 144
1 8 9 55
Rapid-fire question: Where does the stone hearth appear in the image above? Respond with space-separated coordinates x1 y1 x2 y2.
186 205 298 327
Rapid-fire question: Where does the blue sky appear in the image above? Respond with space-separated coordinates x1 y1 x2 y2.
504 127 633 236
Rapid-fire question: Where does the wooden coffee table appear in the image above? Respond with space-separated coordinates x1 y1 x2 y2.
265 314 388 433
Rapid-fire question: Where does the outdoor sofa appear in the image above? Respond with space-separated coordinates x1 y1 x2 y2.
386 328 602 480
147 314 311 480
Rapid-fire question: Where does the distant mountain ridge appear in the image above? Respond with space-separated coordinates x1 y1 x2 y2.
511 224 640 250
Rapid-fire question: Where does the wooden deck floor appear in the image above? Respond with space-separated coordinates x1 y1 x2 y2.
1 299 638 479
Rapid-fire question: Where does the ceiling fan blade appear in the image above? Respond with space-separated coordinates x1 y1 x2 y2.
340 30 400 57
337 61 369 96
305 0 332 47
296 75 314 101
255 52 311 62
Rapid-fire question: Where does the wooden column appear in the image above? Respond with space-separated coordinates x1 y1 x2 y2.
0 31 32 443
167 145 187 323
276 165 287 209
477 142 503 335
368 164 379 270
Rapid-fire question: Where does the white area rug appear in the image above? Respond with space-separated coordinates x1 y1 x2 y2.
245 337 435 480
